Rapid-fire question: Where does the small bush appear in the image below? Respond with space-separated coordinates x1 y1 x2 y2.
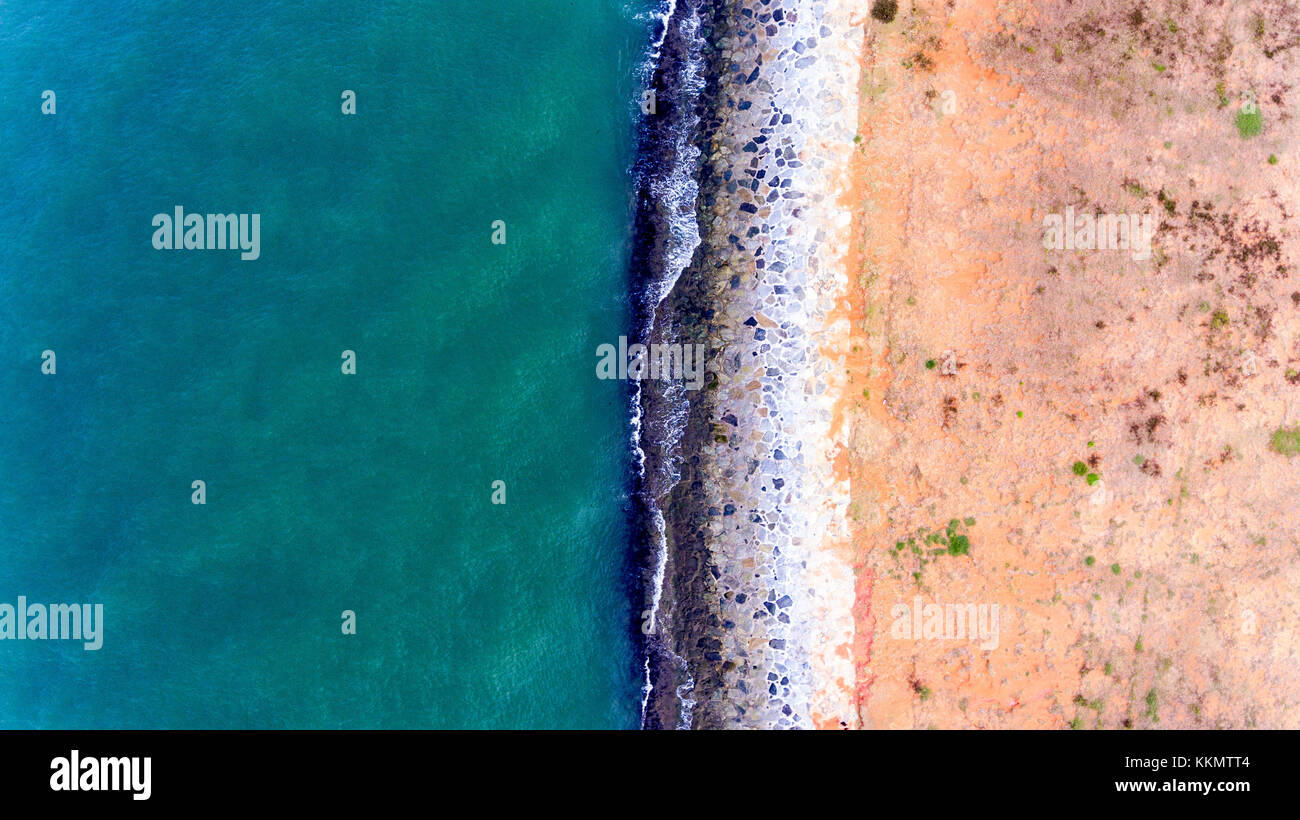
871 0 899 23
1270 426 1300 456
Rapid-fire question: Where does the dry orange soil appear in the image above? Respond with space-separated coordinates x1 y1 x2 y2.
844 0 1300 728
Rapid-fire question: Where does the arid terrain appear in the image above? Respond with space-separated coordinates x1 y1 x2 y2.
844 0 1300 728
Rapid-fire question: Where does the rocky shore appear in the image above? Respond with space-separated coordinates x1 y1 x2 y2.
642 0 863 729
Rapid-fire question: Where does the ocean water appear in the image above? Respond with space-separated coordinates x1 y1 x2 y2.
0 0 653 728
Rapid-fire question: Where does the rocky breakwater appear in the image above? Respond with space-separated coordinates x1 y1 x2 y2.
650 0 862 729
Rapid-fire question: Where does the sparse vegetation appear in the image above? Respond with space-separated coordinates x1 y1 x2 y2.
888 518 976 583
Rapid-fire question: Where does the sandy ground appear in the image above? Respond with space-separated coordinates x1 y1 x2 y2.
844 0 1300 728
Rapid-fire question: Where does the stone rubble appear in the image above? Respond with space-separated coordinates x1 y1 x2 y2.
685 0 862 728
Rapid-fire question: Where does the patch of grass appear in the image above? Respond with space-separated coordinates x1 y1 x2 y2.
1145 689 1159 723
1269 426 1300 456
1085 556 1096 566
1111 563 1122 575
925 358 937 369
1268 154 1279 165
1086 473 1100 485
1016 410 1024 418
1072 461 1089 476
1236 109 1263 138
1210 308 1230 329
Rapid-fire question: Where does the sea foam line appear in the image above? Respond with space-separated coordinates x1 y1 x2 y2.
632 0 707 730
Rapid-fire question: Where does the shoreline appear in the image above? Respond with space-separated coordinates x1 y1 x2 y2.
637 0 863 728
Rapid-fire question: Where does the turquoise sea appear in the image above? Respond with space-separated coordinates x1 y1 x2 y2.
0 0 652 728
